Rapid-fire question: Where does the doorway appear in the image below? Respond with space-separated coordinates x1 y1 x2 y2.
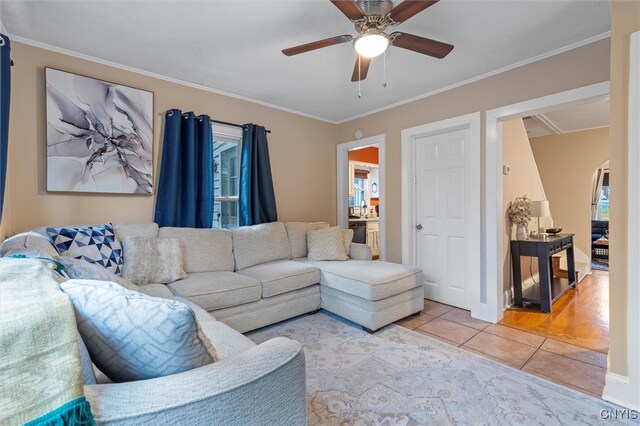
485 81 610 323
336 134 386 261
401 113 481 311
499 99 610 353
484 82 610 400
591 161 610 272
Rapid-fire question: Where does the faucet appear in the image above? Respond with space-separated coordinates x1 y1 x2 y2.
360 199 367 217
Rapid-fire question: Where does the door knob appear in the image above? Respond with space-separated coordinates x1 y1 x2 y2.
416 224 423 230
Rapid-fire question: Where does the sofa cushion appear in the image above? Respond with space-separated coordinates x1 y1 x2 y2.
77 333 97 385
121 236 187 285
342 228 354 255
56 256 138 291
237 260 320 298
169 296 218 325
0 231 59 258
113 223 159 241
168 271 262 311
138 283 175 298
232 222 291 271
159 227 234 273
46 223 124 275
285 222 330 259
198 320 257 360
60 279 218 383
300 259 423 301
307 227 349 261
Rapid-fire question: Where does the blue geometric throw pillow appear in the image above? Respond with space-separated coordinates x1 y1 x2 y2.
46 224 124 275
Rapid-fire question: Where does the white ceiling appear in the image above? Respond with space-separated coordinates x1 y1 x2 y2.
524 98 610 138
2 0 611 122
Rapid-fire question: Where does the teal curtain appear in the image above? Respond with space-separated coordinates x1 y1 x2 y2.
239 124 277 226
0 34 10 224
154 110 213 228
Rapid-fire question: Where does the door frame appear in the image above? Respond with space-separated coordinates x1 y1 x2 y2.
401 112 481 312
484 81 610 324
604 31 640 410
336 134 386 261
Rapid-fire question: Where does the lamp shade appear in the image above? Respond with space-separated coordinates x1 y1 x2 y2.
530 200 550 217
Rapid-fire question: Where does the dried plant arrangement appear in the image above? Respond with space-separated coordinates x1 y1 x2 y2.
507 195 532 227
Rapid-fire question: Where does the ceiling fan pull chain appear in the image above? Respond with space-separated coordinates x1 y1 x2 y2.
358 55 362 98
383 50 387 88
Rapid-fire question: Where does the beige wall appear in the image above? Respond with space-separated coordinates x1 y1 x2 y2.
530 128 609 256
337 38 610 263
502 118 549 293
3 42 337 237
608 0 639 381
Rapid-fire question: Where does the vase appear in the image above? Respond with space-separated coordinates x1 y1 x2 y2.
516 225 528 240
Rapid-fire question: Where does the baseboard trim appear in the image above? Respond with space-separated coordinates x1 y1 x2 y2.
504 288 513 308
603 372 640 410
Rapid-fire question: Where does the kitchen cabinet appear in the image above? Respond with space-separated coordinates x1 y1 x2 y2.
366 220 379 257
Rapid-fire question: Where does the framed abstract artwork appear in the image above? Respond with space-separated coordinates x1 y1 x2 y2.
46 68 154 194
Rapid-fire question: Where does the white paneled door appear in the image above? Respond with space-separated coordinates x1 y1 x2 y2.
415 128 475 309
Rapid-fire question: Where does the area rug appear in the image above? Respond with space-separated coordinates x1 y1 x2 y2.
248 312 633 426
592 258 609 271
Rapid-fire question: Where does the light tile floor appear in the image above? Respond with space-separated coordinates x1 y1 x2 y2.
395 299 607 397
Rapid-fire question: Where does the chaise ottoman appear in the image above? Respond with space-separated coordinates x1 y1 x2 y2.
299 259 424 332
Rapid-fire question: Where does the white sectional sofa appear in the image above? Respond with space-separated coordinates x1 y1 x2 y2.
9 221 424 332
1 221 424 424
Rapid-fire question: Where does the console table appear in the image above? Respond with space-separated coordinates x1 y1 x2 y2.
510 234 576 313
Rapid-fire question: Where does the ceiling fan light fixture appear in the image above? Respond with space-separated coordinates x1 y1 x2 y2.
354 30 390 58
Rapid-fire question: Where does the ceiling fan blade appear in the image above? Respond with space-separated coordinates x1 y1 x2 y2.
391 32 454 59
388 0 439 24
330 0 366 21
282 35 353 56
351 56 372 82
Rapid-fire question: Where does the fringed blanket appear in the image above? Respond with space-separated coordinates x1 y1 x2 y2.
0 258 94 425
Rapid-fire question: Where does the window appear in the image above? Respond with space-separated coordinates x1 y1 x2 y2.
212 124 242 229
596 171 610 221
352 177 367 207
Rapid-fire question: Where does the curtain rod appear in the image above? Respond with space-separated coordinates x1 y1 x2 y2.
164 110 271 133
212 118 272 134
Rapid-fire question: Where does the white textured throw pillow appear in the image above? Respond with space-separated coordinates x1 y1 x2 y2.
341 228 354 257
307 226 349 261
60 279 218 383
121 236 187 285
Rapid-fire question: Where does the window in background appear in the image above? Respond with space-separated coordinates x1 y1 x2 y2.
212 124 242 229
352 177 367 207
596 171 610 221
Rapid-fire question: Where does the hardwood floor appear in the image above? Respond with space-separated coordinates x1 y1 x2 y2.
500 270 609 353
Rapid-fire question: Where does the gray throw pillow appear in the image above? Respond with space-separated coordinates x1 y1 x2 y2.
77 333 97 385
307 226 349 261
56 256 139 291
121 236 187 285
60 279 218 383
0 232 59 258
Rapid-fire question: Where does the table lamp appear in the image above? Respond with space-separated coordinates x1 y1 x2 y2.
530 200 550 237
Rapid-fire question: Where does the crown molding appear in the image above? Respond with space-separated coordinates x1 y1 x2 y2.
9 30 611 126
337 31 611 124
8 35 338 125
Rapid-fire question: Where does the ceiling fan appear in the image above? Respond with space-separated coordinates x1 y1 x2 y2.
282 0 454 82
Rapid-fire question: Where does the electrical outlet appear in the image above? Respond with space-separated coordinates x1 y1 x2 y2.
503 165 511 175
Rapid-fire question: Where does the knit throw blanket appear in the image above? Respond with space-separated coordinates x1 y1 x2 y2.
0 258 94 425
